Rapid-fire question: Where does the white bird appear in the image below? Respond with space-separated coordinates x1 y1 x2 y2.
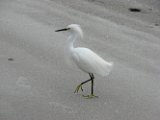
55 24 113 98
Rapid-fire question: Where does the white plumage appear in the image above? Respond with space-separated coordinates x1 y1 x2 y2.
55 24 113 98
72 47 113 76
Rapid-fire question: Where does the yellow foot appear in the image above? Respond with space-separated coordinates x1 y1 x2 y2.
82 94 98 99
74 84 83 93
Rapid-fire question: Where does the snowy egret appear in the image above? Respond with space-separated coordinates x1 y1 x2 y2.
55 24 113 98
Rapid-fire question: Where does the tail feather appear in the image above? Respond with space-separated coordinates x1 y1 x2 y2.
101 61 114 76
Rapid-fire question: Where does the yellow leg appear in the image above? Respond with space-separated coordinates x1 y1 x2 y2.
74 84 83 93
82 94 98 99
74 73 98 99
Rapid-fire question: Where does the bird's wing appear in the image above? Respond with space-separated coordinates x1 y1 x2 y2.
72 48 113 76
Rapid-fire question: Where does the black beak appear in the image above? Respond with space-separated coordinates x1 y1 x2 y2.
55 28 70 32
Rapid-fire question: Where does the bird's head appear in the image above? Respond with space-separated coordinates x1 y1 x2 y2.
55 24 83 38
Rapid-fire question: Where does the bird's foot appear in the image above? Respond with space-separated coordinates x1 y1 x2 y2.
82 94 98 99
74 84 83 93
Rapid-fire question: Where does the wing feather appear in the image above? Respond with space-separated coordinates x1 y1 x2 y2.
72 48 113 76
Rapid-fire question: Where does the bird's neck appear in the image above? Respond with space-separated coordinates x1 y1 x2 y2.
67 32 79 50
